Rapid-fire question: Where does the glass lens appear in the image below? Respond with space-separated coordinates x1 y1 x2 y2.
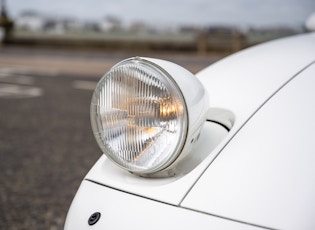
91 58 187 174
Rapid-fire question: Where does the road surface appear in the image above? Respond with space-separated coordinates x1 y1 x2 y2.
0 46 222 229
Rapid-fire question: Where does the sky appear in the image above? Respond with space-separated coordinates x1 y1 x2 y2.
5 0 315 28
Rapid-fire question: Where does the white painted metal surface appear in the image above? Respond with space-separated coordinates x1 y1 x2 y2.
65 33 315 229
181 64 315 229
84 33 315 205
85 121 228 204
65 180 264 230
198 33 315 131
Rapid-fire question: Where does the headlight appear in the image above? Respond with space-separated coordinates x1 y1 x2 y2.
91 57 208 176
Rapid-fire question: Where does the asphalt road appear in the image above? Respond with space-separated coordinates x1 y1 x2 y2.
0 47 222 229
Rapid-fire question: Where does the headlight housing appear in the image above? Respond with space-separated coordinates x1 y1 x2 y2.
91 57 208 176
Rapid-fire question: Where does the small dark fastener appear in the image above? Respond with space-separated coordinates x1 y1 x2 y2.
88 212 101 225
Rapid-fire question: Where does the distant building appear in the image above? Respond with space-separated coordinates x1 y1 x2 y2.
129 21 148 33
43 18 84 34
305 12 315 32
15 10 86 34
246 26 299 45
98 16 122 32
15 11 45 31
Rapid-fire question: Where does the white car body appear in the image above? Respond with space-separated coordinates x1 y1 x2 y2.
65 33 315 230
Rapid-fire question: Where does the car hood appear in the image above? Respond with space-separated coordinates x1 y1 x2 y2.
182 61 315 229
84 33 315 229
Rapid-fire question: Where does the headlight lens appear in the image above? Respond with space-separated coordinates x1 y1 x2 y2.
91 57 188 174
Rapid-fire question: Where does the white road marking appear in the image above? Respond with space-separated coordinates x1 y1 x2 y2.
72 80 97 90
0 84 43 98
0 64 59 77
0 67 45 98
0 74 35 85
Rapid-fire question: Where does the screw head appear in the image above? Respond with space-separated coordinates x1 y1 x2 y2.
88 212 101 225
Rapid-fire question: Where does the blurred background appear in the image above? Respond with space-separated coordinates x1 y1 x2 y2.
0 0 314 229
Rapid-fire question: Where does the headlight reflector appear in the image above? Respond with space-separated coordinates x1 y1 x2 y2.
91 57 188 174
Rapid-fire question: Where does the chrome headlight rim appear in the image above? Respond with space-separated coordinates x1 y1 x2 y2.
90 57 189 175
